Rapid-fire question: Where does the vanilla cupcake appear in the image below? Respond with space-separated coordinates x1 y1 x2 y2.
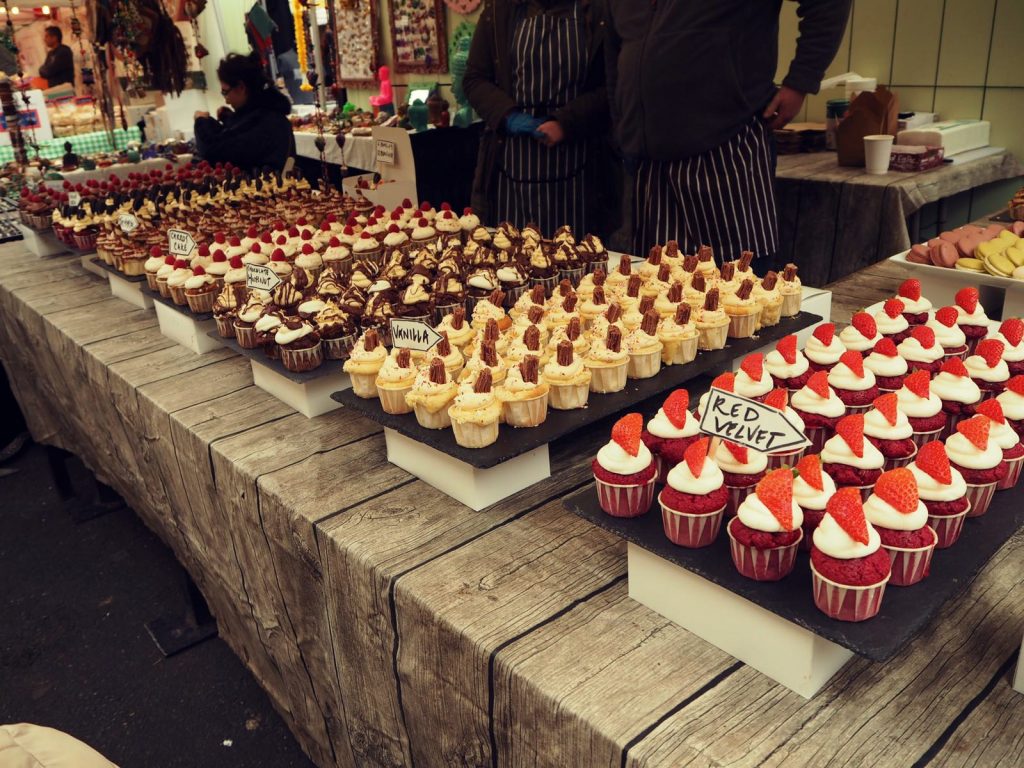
343 329 388 398
723 278 760 338
584 325 629 393
497 355 550 427
436 306 476 352
448 369 502 448
405 358 458 429
543 340 592 409
659 304 699 366
695 288 730 351
375 348 418 414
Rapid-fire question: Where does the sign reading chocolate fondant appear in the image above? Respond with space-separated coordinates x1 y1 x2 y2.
245 263 282 292
68 191 81 207
117 213 139 233
390 318 441 352
375 139 396 166
167 228 195 257
699 387 810 453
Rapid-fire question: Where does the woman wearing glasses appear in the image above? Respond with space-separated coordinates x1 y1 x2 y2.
194 52 296 172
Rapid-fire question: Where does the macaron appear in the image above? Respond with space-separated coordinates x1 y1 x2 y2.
985 253 1014 277
955 258 985 272
929 241 958 268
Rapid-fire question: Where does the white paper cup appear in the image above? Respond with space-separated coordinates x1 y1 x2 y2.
864 134 894 175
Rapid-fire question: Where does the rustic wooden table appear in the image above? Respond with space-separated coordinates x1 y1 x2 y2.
1 242 1021 768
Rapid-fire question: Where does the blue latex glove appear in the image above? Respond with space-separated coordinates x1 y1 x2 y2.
505 111 544 137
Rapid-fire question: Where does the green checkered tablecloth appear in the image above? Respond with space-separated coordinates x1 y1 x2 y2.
0 128 142 164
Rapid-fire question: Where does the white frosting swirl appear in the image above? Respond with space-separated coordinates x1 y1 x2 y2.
790 385 846 417
275 322 315 345
812 512 882 559
875 310 909 335
863 407 913 440
839 325 881 351
945 431 1002 469
735 368 773 399
804 335 845 365
713 441 768 474
927 318 966 349
864 351 909 378
956 304 989 327
596 440 653 475
821 434 884 469
827 360 876 391
896 386 942 418
665 456 724 495
864 495 929 531
780 406 806 434
988 418 1020 450
737 493 803 533
898 295 933 314
986 330 1024 362
765 349 809 379
964 354 1009 383
996 389 1024 421
898 336 943 363
647 409 700 439
929 371 981 404
908 462 967 502
793 471 837 511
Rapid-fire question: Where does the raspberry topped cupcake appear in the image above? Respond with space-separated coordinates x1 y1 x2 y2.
986 318 1024 376
898 325 944 374
734 353 773 402
766 334 812 391
908 441 969 548
805 323 846 372
864 338 909 391
728 469 804 581
964 338 1009 398
997 375 1024 440
954 287 990 354
975 399 1024 490
928 306 969 360
593 413 657 518
714 440 768 517
874 298 911 343
944 415 1007 517
794 454 836 549
642 390 701 483
864 392 917 469
839 312 881 352
790 371 845 452
863 468 937 586
896 371 946 446
896 279 932 325
821 414 884 494
659 437 729 547
827 350 878 412
810 489 892 621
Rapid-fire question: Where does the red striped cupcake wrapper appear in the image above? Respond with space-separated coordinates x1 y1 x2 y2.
843 404 873 416
659 495 725 548
725 483 756 518
964 481 997 517
727 520 803 581
910 428 943 449
884 444 918 471
805 426 830 454
595 476 656 518
927 504 970 548
653 454 672 485
810 562 889 622
996 455 1024 491
766 447 806 471
882 526 937 586
941 413 969 441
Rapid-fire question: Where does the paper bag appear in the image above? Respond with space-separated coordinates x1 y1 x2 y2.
836 85 899 167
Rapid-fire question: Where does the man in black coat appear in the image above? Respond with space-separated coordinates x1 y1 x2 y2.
606 1 851 267
39 26 74 87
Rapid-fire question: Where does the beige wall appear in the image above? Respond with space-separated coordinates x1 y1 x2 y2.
778 0 1023 224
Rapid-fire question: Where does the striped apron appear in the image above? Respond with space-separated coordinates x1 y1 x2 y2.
634 115 779 263
494 1 589 235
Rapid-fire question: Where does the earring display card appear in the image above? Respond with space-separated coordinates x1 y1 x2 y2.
389 0 448 74
333 0 379 87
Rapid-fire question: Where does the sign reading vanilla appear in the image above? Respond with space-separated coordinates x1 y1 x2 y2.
699 387 810 453
390 318 441 352
245 263 282 292
167 228 196 256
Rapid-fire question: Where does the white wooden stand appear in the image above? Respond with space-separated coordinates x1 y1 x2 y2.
383 428 550 511
81 254 107 278
153 301 220 354
106 272 153 310
18 223 68 257
1014 632 1024 694
628 544 854 698
250 361 350 418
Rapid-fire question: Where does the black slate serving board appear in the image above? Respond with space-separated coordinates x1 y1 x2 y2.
208 330 347 384
91 257 147 283
331 312 821 469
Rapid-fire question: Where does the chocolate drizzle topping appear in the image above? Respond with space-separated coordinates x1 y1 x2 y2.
606 325 622 353
473 368 493 393
428 358 446 384
556 340 574 366
520 355 540 383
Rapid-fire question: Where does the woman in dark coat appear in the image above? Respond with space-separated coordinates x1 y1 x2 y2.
194 52 296 173
463 0 615 237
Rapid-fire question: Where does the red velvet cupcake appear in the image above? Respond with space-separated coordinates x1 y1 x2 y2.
821 413 884 493
928 306 969 360
728 469 804 581
765 334 812 390
908 441 970 548
804 323 846 372
734 353 773 402
929 357 982 439
593 414 657 518
863 468 937 586
659 438 729 547
793 454 837 550
714 440 768 516
896 371 946 446
896 278 932 325
863 337 908 391
943 415 1008 517
864 392 917 469
827 350 879 412
897 325 944 374
874 298 911 344
954 287 990 354
964 338 1010 398
976 399 1024 490
839 312 882 353
642 390 701 483
986 318 1024 376
997 376 1024 440
790 371 846 453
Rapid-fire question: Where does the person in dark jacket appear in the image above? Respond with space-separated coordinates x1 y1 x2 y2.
606 1 851 266
463 0 615 237
194 52 295 173
38 26 74 87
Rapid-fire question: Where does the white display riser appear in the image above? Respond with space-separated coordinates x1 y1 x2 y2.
250 361 350 419
889 250 1024 320
628 543 854 698
106 272 153 310
1015 632 1024 694
383 428 551 511
153 301 221 354
81 254 107 278
19 223 69 257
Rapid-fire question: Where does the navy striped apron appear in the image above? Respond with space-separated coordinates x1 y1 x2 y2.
495 1 589 234
634 116 779 263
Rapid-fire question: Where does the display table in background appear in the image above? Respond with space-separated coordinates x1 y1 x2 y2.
1 241 1021 768
0 128 143 164
41 154 194 187
776 148 1022 286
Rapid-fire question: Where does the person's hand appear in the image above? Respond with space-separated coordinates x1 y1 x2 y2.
194 110 210 120
505 111 544 136
216 106 233 121
762 86 805 130
534 120 564 147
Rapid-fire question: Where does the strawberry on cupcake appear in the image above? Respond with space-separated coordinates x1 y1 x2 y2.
804 323 846 371
996 375 1024 440
975 399 1024 490
697 371 735 419
810 489 892 622
863 468 937 586
839 312 881 352
874 298 911 343
765 334 812 391
896 371 946 446
964 338 1009 398
908 441 969 548
659 437 729 548
794 454 836 549
762 388 807 469
954 287 990 354
927 306 969 360
930 357 982 438
714 440 768 517
826 350 879 413
727 469 804 581
943 415 1008 518
821 413 884 494
593 413 657 518
864 338 909 392
734 353 773 402
642 390 701 483
985 318 1024 376
790 370 845 453
897 325 944 374
864 392 917 469
896 279 932 325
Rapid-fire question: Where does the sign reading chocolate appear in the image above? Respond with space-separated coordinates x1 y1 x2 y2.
118 213 139 233
698 387 810 453
167 228 196 257
245 263 282 293
375 139 396 166
390 318 441 352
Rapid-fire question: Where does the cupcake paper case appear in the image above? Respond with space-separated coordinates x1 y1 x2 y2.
659 437 728 547
896 371 947 447
864 469 937 586
497 356 550 428
908 441 970 548
997 376 1024 440
944 415 1007 517
954 287 989 353
864 392 917 469
448 369 502 449
405 358 458 429
728 469 804 581
790 371 846 453
714 440 769 517
927 306 969 359
793 454 836 550
975 399 1024 490
343 329 388 398
593 414 657 518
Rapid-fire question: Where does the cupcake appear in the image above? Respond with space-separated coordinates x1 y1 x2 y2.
432 272 467 323
810 489 891 622
212 284 239 338
714 439 768 517
722 279 760 338
896 371 946 447
322 238 352 275
527 243 558 297
642 390 702 483
863 469 936 586
821 414 884 495
654 280 684 320
997 375 1024 440
875 298 912 344
583 325 630 394
804 323 846 372
155 255 177 298
895 278 932 325
294 244 323 281
436 306 475 352
543 340 592 410
964 338 1009 398
766 334 812 391
791 371 845 452
166 259 193 305
684 272 708 311
593 413 657 518
975 399 1024 490
183 266 218 314
578 233 608 274
778 263 802 317
794 454 837 550
658 437 728 547
471 289 511 333
233 294 265 348
827 350 879 413
864 392 917 469
695 289 730 351
314 302 357 360
908 441 970 548
930 357 982 439
753 272 784 328
143 246 165 291
897 325 944 374
734 353 773 402
624 311 664 379
944 415 1007 517
658 304 699 366
489 352 547 426
696 371 736 419
727 469 804 581
954 287 989 354
224 256 249 301
986 318 1024 376
458 207 481 240
461 339 507 387
275 317 323 373
448 369 502 449
864 338 908 392
761 388 807 469
343 329 388 398
506 323 549 367
927 306 969 360
839 312 881 353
